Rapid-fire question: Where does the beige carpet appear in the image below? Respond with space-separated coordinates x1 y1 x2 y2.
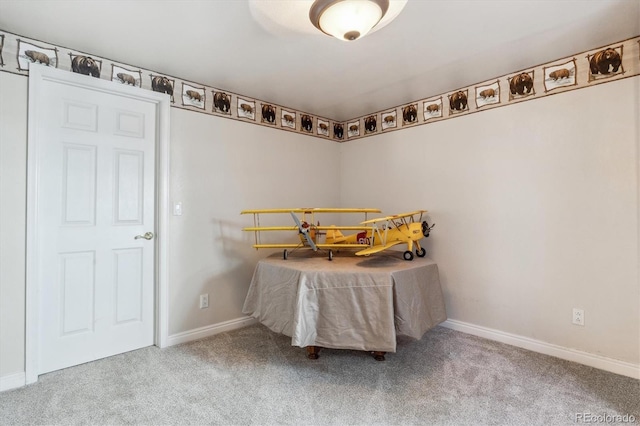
1 324 638 425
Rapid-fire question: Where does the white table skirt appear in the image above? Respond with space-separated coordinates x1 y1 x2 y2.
243 251 447 353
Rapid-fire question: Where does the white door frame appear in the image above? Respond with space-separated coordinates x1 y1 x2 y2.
25 64 171 384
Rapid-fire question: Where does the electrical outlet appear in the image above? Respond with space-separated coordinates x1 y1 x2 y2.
199 294 209 309
572 308 584 326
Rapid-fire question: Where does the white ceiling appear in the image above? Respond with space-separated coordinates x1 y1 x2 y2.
1 0 638 121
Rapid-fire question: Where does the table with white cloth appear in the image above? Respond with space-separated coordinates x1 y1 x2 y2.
242 250 447 360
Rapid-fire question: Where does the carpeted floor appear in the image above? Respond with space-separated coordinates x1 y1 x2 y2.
1 324 638 425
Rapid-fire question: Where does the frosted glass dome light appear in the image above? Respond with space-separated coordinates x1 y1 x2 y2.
310 0 390 41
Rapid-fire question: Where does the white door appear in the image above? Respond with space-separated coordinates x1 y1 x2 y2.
30 66 158 374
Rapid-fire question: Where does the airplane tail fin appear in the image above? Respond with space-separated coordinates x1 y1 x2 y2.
325 227 345 244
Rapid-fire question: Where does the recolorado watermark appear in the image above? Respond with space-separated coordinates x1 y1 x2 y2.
575 412 636 423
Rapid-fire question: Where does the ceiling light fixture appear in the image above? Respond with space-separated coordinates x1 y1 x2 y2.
309 0 391 41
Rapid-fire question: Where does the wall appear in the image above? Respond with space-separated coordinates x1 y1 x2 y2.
168 109 341 337
1 58 638 387
0 72 341 382
340 77 640 364
0 72 28 378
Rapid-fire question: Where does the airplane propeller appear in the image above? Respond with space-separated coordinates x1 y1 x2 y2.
290 212 318 251
422 221 435 237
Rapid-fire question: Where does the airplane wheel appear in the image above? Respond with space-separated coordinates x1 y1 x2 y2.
403 251 414 261
416 247 426 257
328 250 333 261
283 249 288 260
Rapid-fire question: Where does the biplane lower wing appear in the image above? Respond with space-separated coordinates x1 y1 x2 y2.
355 241 404 256
243 226 374 232
252 243 371 249
243 226 298 231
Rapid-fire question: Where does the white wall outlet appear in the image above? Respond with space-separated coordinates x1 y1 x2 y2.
173 202 183 216
199 293 209 309
572 308 584 326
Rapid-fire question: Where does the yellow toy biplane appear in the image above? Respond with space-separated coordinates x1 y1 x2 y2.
241 208 381 260
241 208 434 261
328 210 435 261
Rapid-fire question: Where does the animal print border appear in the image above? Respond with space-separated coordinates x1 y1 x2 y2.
149 74 175 103
260 103 277 125
448 90 469 116
300 114 313 134
111 64 141 88
364 115 377 134
381 109 397 131
69 53 102 78
401 104 418 126
475 80 500 109
182 83 205 110
237 97 255 121
317 118 329 137
343 36 639 142
507 70 536 101
587 44 624 82
213 91 232 115
333 123 344 140
423 98 443 122
16 39 58 71
0 30 335 142
281 109 296 129
0 30 638 143
543 59 577 93
347 120 360 139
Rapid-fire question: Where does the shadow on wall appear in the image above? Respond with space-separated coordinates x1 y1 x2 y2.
208 217 280 283
211 218 282 262
211 217 249 257
209 217 261 275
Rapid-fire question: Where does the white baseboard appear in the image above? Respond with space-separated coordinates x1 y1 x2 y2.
0 371 26 392
166 316 258 347
440 319 640 380
5 318 635 391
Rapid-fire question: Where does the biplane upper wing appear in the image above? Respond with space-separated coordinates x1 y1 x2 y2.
242 208 380 232
360 210 427 225
241 208 381 214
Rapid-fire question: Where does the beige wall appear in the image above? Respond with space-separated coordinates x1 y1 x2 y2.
340 77 640 364
168 109 341 335
0 73 28 376
1 70 638 383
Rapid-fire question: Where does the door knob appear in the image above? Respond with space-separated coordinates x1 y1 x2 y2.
134 232 154 240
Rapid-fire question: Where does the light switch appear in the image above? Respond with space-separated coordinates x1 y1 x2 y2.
173 202 182 216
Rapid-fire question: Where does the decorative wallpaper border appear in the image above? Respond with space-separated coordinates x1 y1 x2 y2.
0 30 342 141
343 36 639 141
0 29 638 144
